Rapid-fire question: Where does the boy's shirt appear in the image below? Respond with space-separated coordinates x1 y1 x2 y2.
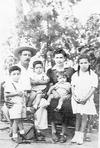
30 72 49 92
4 78 24 104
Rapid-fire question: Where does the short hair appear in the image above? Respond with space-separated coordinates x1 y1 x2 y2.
33 60 43 68
9 65 21 74
53 48 67 57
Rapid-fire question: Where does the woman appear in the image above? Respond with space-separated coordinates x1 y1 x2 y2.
47 48 75 143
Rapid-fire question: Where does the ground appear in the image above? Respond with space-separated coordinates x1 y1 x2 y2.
0 121 99 148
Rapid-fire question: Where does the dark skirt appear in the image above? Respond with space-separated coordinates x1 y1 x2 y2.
47 98 74 124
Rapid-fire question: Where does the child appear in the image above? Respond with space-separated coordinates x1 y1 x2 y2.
27 60 49 110
47 72 71 111
4 65 26 142
71 54 98 145
28 60 49 140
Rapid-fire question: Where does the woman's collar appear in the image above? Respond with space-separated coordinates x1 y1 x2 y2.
52 65 65 71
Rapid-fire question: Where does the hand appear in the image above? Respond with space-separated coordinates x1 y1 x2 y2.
5 98 14 109
47 91 50 96
79 99 87 105
17 91 24 97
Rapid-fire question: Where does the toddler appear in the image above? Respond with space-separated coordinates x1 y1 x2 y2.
47 72 71 111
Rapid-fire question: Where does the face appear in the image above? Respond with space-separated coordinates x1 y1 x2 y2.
54 53 65 66
20 50 32 65
10 70 21 82
79 58 90 72
34 64 43 74
57 75 66 82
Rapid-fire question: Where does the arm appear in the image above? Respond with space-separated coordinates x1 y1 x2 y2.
31 77 50 85
80 87 96 104
5 91 24 99
47 85 56 95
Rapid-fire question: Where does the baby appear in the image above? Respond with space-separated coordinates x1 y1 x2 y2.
47 72 71 111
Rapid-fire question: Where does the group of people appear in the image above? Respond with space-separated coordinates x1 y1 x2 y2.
0 46 98 145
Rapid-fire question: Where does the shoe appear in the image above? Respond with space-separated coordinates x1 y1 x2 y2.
77 132 84 145
52 133 59 142
36 132 45 141
11 137 21 143
54 108 59 112
59 134 67 143
71 131 79 143
85 137 91 142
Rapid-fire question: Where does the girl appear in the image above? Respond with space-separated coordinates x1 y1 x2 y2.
71 54 98 145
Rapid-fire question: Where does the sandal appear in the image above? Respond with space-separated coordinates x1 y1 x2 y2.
85 136 91 142
11 137 22 143
59 134 67 143
36 132 45 141
52 133 59 142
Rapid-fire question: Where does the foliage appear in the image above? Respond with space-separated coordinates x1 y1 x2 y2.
4 0 100 72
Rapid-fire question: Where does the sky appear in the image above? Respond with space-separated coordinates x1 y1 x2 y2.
73 0 100 24
0 0 100 69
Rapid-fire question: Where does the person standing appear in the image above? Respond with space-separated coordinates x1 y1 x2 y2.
4 65 26 142
71 54 98 145
47 48 75 143
14 46 36 93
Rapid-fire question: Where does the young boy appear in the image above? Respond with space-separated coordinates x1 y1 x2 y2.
47 72 71 111
28 60 49 140
4 65 26 143
27 60 49 110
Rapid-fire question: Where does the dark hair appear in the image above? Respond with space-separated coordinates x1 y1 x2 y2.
53 48 67 58
77 54 91 76
33 60 43 68
9 65 21 74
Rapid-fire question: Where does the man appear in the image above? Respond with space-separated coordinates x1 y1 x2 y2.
15 46 36 92
6 46 36 109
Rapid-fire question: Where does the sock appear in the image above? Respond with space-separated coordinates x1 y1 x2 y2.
13 133 18 138
19 130 25 135
27 107 31 111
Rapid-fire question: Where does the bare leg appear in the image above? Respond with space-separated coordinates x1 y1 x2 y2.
27 91 36 107
55 98 64 111
12 119 19 138
18 119 25 135
80 114 88 132
75 113 82 131
47 94 54 105
51 121 56 134
71 113 82 143
76 114 88 145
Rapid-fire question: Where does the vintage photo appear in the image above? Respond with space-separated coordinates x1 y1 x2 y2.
0 0 99 148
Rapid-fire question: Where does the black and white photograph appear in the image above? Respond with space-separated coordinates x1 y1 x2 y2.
0 0 99 148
